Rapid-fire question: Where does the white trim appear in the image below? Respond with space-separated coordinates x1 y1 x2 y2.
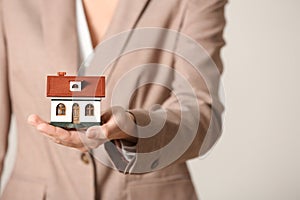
50 97 101 100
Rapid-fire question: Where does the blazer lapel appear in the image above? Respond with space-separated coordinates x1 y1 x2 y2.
42 0 79 71
104 0 151 39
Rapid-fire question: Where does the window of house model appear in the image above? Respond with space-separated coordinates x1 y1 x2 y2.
72 84 79 89
56 103 66 116
70 81 82 92
85 104 94 116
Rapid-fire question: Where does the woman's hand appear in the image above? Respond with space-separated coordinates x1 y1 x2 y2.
27 107 137 152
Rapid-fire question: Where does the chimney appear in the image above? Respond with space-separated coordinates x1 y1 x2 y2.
57 72 66 76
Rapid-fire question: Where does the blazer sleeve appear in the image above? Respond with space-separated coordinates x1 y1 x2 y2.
0 0 12 182
106 0 227 173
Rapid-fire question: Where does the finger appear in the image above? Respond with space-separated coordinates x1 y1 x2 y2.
104 114 138 142
64 130 86 146
28 115 88 151
27 114 47 126
48 129 85 149
108 111 135 137
52 135 87 151
28 114 71 140
27 114 64 141
101 109 112 123
86 126 108 140
36 123 71 141
100 120 130 141
78 131 105 149
102 122 120 140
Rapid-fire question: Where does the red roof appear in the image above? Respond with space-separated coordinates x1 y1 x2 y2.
47 72 105 98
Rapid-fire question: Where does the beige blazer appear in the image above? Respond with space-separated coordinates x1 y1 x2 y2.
0 0 227 199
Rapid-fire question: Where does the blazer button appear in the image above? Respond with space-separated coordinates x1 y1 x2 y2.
151 159 159 169
81 153 90 164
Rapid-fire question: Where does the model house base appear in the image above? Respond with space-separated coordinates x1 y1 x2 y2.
50 122 101 130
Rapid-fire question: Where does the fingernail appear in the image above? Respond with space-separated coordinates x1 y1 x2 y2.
27 115 36 125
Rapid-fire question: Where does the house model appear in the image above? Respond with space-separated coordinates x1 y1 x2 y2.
47 72 105 129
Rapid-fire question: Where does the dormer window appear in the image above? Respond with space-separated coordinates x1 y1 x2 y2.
70 81 82 92
72 84 79 89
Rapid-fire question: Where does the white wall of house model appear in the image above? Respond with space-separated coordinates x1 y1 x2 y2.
50 98 101 123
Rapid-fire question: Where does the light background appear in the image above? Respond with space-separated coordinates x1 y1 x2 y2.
1 0 300 199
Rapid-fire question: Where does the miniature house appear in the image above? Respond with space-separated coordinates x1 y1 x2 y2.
47 72 105 129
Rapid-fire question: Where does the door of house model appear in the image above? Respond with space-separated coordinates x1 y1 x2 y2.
72 103 80 124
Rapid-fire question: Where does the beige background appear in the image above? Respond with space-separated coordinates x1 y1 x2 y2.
1 0 300 199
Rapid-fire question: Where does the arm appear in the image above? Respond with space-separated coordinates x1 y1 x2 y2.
0 0 12 187
126 0 227 172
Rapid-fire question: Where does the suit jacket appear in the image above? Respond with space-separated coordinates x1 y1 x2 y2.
0 0 227 199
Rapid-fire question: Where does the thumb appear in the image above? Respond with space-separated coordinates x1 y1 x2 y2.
86 126 108 140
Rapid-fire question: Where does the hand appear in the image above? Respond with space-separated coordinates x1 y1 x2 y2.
27 107 137 152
